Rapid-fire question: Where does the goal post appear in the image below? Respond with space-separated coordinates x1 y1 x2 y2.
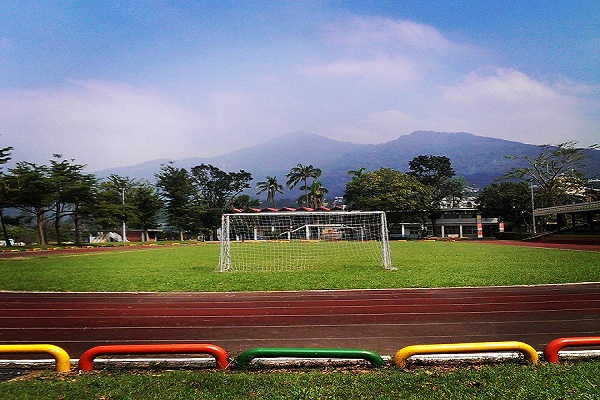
218 211 394 272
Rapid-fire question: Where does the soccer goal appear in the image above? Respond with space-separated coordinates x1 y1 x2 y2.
218 211 393 272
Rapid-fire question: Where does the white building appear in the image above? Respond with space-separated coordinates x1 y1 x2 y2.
388 197 500 239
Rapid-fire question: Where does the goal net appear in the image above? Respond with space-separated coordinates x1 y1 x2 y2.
218 211 393 272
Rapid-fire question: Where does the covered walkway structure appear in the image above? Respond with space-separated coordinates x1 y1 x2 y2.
534 201 600 235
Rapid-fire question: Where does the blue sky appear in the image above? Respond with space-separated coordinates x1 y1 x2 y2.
1 1 598 170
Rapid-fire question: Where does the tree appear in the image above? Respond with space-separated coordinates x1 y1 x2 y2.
478 182 532 232
155 163 200 241
5 162 55 245
286 164 322 207
190 164 252 238
48 155 97 245
311 180 328 208
231 194 260 210
407 155 461 199
92 175 136 240
129 181 162 242
408 155 464 235
504 141 598 208
93 176 164 242
68 174 97 245
0 146 11 166
344 168 432 213
347 167 367 179
256 176 284 206
0 146 14 246
298 180 328 208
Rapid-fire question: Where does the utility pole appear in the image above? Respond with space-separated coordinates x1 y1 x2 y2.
530 184 536 235
121 187 127 242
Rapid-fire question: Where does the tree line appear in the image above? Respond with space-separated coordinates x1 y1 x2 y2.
345 141 597 234
0 141 595 246
0 151 330 245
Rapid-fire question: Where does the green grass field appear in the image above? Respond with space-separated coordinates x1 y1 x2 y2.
0 241 598 292
1 241 598 398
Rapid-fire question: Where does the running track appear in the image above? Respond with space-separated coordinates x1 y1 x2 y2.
1 283 599 359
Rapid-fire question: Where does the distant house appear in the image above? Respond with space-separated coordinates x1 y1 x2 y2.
230 203 500 239
124 229 161 242
388 198 500 239
89 229 161 243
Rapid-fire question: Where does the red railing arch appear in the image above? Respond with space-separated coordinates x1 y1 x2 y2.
78 343 229 371
544 336 600 363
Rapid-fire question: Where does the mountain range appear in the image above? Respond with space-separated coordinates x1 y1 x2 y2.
94 131 600 199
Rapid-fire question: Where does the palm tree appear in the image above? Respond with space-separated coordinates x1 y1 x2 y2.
256 176 284 206
286 164 322 207
308 180 328 208
297 180 329 208
348 167 367 179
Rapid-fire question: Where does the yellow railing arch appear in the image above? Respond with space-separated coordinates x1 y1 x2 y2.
393 341 539 368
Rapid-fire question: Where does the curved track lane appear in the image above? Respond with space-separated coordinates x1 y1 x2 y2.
1 283 599 359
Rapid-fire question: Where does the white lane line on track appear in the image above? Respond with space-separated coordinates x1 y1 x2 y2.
4 333 600 346
3 298 600 310
1 318 598 330
2 307 598 316
4 296 600 306
1 283 599 297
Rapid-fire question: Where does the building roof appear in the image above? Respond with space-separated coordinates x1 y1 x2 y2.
232 206 346 213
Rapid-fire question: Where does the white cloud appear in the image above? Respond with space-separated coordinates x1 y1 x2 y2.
0 81 199 169
1 12 598 173
300 56 419 84
324 16 462 53
318 69 600 147
435 69 600 145
301 13 600 148
443 69 560 107
299 16 475 87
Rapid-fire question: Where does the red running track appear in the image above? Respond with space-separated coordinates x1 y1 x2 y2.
1 283 599 359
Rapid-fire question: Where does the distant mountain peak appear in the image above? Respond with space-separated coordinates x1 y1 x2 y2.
402 130 521 145
264 131 359 146
93 130 600 197
402 130 483 140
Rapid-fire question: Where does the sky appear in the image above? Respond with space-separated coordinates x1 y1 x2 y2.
1 0 599 171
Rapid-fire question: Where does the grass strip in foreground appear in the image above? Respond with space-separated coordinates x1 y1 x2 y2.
1 362 599 399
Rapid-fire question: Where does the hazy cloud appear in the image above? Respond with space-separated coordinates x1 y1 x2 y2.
300 56 419 84
436 69 600 144
1 81 199 168
443 69 561 106
0 80 294 169
315 68 600 147
298 17 599 148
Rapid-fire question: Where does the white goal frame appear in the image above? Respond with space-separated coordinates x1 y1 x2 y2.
218 211 393 272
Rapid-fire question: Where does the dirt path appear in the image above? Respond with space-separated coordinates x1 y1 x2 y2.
0 238 597 260
470 239 600 252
